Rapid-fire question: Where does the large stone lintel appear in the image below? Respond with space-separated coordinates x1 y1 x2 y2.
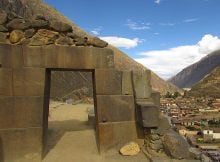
0 127 42 162
96 95 135 123
22 45 114 69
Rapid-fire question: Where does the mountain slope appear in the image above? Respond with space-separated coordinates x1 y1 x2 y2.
187 66 220 97
0 0 181 97
169 50 220 88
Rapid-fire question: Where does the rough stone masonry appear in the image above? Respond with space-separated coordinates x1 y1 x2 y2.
0 9 182 162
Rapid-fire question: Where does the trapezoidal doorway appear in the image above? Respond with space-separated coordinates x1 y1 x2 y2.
42 69 99 161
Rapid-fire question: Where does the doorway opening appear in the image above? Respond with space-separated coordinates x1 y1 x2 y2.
42 69 97 160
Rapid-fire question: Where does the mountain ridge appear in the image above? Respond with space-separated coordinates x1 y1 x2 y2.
186 66 220 98
169 50 220 88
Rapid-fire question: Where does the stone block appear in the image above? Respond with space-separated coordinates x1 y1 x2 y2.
136 103 159 128
0 96 44 129
22 46 46 67
132 70 152 99
151 91 160 107
22 45 114 69
96 95 135 123
13 68 45 96
122 71 133 95
0 44 23 68
63 46 114 69
95 69 122 95
0 127 42 162
97 121 137 152
0 68 13 96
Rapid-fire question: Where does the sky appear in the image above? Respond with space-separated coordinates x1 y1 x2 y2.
45 0 220 79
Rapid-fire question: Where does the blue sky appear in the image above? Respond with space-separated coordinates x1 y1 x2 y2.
45 0 220 79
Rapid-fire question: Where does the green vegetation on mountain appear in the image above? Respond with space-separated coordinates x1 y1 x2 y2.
187 66 220 98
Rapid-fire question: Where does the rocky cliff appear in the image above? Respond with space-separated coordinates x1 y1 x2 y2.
0 0 181 99
169 50 220 88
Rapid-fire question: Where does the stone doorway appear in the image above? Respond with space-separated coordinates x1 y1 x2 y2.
0 44 144 162
42 69 98 159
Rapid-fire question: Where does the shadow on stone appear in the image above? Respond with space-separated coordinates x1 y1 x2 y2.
0 137 4 162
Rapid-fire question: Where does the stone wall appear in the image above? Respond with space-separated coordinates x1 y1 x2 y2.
0 9 160 162
0 10 107 47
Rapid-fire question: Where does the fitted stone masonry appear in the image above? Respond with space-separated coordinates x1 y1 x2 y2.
0 43 160 162
0 10 160 162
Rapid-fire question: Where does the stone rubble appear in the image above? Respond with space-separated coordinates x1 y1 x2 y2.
119 142 141 156
0 10 108 48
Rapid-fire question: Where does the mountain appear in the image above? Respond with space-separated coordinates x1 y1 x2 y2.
0 0 181 98
186 66 220 98
169 50 220 88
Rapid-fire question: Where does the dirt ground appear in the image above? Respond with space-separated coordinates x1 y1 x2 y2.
42 101 149 162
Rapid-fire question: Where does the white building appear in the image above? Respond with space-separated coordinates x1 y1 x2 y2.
203 129 220 139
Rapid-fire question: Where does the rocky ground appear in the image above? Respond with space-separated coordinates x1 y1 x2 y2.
43 101 149 162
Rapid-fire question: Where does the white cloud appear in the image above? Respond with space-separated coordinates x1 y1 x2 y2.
126 19 150 30
155 0 161 4
135 34 220 79
159 22 176 26
91 26 102 36
100 36 141 49
183 18 198 23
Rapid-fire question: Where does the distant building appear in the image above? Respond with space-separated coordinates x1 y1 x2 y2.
203 128 220 141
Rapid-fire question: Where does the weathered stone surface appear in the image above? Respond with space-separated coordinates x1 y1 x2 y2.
163 131 191 159
29 29 59 46
189 147 201 160
119 142 140 156
0 68 13 96
13 68 45 96
56 36 73 45
50 20 72 32
31 19 49 28
87 37 108 48
0 25 8 32
7 18 30 30
24 28 36 38
22 45 114 69
66 32 82 39
0 44 23 68
9 30 24 43
95 69 122 95
7 12 21 20
98 121 138 152
0 32 8 43
151 91 160 106
0 10 7 24
149 140 163 150
133 70 152 99
74 37 87 46
136 103 159 128
0 96 43 129
151 134 160 141
96 95 135 122
122 71 133 95
0 128 42 162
